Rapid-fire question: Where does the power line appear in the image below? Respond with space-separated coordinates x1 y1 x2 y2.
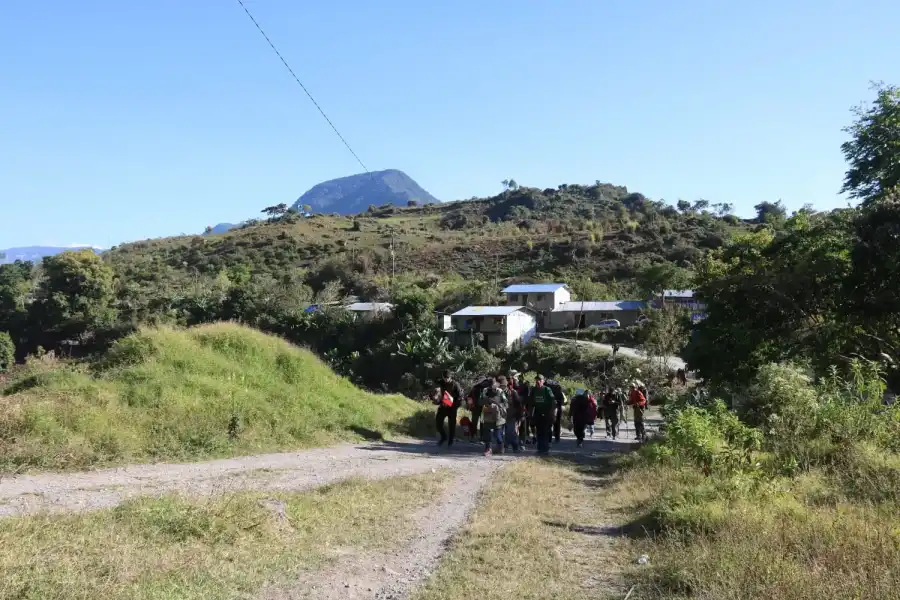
235 0 369 173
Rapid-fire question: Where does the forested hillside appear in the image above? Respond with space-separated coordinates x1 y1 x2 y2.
102 180 747 309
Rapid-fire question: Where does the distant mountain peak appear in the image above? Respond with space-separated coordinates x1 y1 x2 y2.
292 169 438 215
0 245 103 264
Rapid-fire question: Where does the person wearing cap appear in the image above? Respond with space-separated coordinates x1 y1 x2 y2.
602 386 623 439
530 374 556 455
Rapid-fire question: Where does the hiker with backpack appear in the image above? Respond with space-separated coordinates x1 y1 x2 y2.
569 389 594 448
501 375 523 452
530 374 556 455
479 379 508 456
467 376 493 443
515 373 533 444
629 381 648 442
545 379 567 444
435 370 464 447
602 387 626 439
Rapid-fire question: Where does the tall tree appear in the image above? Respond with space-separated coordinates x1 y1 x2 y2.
31 250 117 349
636 263 693 299
841 83 900 206
261 203 289 220
0 261 34 350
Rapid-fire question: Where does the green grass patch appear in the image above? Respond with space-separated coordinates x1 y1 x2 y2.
0 471 449 600
0 323 432 472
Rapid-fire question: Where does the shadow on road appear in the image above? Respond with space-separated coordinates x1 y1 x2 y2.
360 431 644 469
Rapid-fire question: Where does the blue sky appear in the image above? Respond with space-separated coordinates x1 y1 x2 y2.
2 0 898 249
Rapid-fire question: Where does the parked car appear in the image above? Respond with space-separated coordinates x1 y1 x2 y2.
589 319 621 329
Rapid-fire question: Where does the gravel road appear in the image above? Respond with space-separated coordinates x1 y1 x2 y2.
0 434 640 599
0 439 507 518
539 334 687 371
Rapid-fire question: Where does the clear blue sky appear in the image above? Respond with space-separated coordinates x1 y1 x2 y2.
2 0 898 249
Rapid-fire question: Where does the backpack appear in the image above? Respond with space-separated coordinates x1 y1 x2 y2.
468 378 493 403
546 380 566 405
441 390 454 408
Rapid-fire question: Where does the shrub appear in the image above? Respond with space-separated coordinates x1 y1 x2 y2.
0 331 13 373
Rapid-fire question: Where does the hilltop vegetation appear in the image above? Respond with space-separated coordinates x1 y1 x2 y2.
100 179 745 316
0 323 429 472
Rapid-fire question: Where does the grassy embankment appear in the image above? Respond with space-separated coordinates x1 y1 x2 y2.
418 364 900 600
0 322 431 472
0 472 448 599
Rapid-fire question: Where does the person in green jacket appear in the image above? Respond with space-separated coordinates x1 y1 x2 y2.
530 374 556 455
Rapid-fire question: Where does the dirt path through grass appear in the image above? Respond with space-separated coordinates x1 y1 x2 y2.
0 439 512 518
259 466 501 600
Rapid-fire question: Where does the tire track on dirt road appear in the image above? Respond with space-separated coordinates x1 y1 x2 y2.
0 440 508 518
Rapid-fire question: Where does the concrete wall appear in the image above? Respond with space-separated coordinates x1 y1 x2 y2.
504 288 571 311
505 311 537 347
449 311 536 349
451 314 505 333
545 309 643 331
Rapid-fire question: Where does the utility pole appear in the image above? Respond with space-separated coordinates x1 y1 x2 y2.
390 229 396 297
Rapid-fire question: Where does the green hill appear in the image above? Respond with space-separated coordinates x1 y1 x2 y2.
106 182 746 302
0 323 430 472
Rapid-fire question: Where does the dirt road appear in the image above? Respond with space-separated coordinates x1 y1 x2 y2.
0 434 640 599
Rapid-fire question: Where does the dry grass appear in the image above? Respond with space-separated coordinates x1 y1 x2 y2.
413 459 629 600
603 462 900 600
0 470 449 600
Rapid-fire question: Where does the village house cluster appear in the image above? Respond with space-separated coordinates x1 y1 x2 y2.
340 283 706 350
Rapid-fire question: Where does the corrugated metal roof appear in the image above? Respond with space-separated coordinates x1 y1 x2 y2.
501 283 568 293
451 305 530 317
346 302 394 312
553 301 647 312
663 289 695 298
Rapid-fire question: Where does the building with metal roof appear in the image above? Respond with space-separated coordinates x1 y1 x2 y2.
663 290 695 299
447 306 537 349
451 305 529 317
552 301 647 313
501 283 569 294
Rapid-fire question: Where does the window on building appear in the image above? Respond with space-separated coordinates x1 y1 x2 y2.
535 294 544 302
508 294 518 302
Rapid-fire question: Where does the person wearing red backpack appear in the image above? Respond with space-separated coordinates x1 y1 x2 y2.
436 370 464 447
629 381 648 442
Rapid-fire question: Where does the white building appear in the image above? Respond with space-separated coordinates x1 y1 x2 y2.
501 283 571 311
345 302 394 321
449 306 537 350
501 283 572 329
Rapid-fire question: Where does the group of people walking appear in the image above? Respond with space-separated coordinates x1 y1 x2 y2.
434 370 650 456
